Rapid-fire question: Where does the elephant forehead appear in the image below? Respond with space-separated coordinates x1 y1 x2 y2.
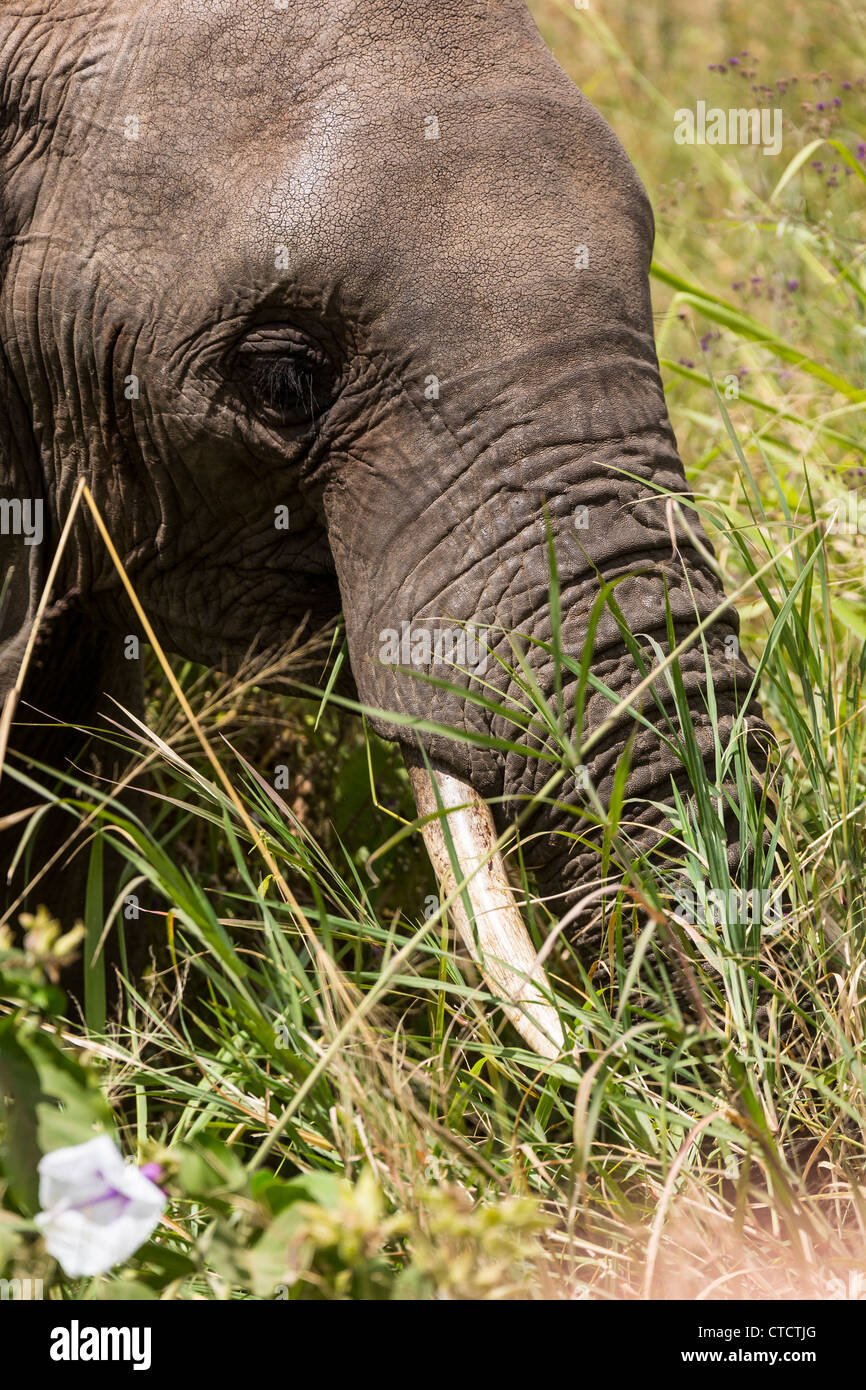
125 0 554 101
7 0 568 145
5 1 646 280
253 86 647 264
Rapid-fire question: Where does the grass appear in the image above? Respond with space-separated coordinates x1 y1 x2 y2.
1 0 865 1300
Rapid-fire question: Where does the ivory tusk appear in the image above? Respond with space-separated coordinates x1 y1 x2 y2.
405 752 564 1059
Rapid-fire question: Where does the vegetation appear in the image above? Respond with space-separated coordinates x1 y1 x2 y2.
1 0 865 1299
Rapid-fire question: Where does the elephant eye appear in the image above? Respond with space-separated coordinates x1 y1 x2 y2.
233 327 333 427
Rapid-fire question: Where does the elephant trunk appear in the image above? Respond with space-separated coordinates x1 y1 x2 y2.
391 419 772 1050
318 311 772 1056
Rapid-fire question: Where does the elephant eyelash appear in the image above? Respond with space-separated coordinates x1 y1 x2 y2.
245 354 320 420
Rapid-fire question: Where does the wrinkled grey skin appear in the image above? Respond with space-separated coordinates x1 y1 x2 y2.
0 0 769 941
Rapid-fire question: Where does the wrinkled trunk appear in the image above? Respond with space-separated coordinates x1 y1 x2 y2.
325 367 771 1050
491 426 772 952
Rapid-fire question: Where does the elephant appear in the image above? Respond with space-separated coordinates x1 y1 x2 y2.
0 0 772 1053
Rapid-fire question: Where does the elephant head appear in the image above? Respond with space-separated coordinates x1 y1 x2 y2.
0 0 771 1051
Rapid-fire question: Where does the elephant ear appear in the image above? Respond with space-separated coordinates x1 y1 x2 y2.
0 339 45 714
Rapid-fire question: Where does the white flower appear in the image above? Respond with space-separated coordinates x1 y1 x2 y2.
35 1134 165 1277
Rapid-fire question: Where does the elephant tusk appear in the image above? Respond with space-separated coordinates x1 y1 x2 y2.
405 752 564 1060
